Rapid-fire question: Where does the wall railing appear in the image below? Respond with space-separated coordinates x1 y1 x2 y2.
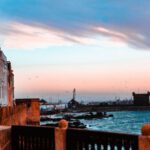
11 123 141 150
3 121 150 150
11 125 55 150
67 128 139 150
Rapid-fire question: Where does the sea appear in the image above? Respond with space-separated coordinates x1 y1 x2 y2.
41 111 150 135
80 111 150 135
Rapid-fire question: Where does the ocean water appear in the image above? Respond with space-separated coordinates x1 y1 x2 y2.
41 111 150 134
80 111 150 134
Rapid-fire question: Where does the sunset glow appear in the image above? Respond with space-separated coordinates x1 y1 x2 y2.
0 0 150 101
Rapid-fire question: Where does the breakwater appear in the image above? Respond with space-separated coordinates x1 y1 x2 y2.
41 104 150 116
74 105 150 112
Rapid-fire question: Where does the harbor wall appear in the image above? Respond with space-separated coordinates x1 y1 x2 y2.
74 105 150 112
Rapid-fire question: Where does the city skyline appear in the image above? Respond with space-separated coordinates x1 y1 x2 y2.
0 1 150 101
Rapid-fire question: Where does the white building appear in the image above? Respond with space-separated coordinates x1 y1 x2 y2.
0 49 14 106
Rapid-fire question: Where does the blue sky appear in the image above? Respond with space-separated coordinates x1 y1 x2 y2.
0 0 150 102
1 0 150 48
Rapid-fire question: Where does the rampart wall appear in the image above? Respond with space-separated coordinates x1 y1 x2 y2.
0 99 40 126
0 104 27 125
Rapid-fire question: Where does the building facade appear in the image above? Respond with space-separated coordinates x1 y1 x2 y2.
7 61 14 106
0 49 14 106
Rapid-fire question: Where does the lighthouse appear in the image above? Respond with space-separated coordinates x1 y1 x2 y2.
68 88 80 109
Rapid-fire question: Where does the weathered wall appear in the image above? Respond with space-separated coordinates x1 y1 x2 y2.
0 51 8 106
0 126 11 150
0 104 27 126
7 62 14 107
0 99 40 126
27 100 40 125
15 98 40 125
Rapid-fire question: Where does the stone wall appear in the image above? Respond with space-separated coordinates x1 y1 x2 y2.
27 100 40 125
0 104 27 126
15 98 40 125
0 99 40 126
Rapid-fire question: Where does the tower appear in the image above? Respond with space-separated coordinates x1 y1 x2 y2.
73 88 76 100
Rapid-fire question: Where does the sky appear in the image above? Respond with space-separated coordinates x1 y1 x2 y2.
0 0 150 102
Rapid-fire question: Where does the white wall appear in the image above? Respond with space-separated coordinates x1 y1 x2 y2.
0 51 8 106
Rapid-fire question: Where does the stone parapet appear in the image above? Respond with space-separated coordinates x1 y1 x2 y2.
0 98 40 126
15 98 40 125
0 126 11 150
0 104 27 126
